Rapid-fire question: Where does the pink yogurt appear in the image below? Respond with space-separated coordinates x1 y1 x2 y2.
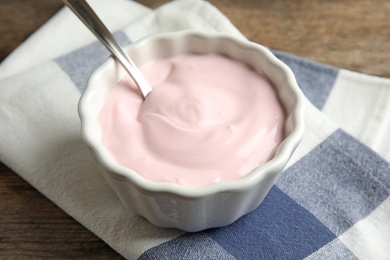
98 54 285 187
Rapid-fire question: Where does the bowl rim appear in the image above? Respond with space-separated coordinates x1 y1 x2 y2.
78 30 305 198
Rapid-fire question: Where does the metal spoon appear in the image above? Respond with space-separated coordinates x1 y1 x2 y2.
62 0 152 98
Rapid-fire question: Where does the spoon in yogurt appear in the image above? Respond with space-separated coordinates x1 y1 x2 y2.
62 0 152 98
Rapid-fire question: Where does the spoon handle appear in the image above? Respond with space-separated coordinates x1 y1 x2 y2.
62 0 152 98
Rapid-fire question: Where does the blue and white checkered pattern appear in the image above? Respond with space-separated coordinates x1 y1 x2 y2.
0 1 389 259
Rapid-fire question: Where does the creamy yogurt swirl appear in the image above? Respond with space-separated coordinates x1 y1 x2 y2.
98 54 285 187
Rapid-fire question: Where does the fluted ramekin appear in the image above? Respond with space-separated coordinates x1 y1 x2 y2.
78 30 305 232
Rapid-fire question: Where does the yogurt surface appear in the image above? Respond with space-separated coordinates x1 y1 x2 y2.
98 54 285 187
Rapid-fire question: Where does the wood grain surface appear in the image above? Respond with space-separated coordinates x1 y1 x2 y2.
1 0 389 258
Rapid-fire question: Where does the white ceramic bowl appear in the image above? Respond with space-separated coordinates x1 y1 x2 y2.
78 30 305 232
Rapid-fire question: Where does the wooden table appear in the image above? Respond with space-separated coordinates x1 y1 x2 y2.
1 0 389 258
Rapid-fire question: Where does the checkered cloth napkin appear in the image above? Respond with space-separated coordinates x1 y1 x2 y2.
1 0 389 259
